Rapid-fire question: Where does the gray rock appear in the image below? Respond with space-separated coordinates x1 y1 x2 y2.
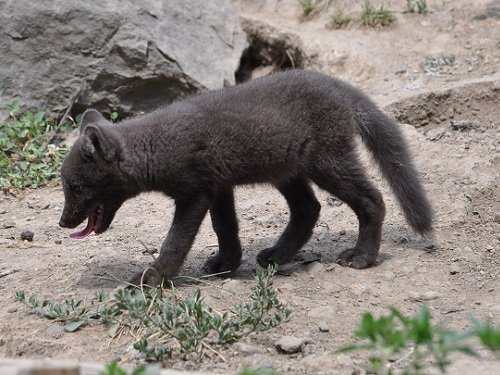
20 230 34 242
449 263 461 275
0 0 246 118
349 283 368 296
275 335 305 354
318 321 330 332
409 290 440 301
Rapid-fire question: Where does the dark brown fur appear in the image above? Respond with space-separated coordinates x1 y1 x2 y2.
59 70 433 285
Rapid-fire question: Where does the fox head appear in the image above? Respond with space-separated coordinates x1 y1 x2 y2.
59 109 133 239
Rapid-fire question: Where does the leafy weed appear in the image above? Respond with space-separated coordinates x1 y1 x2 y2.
337 305 500 374
16 266 291 361
0 102 75 191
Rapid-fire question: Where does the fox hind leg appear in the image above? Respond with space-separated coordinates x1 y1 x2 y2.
311 154 385 269
257 177 321 267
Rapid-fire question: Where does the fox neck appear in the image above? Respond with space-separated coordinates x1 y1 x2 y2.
118 123 178 195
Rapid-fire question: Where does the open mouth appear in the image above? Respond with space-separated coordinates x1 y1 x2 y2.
69 205 104 239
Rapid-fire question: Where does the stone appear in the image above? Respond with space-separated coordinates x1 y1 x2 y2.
409 290 440 301
325 264 336 271
0 0 246 118
275 335 305 354
318 321 330 332
449 263 461 275
20 230 34 242
349 283 367 296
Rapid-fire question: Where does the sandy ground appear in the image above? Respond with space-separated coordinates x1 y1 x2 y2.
0 1 499 374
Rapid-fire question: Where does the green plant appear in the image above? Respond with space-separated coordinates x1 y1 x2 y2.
361 0 395 27
0 102 74 191
16 266 291 361
406 0 428 14
110 111 119 122
337 305 500 375
420 54 455 74
298 0 317 16
330 10 352 29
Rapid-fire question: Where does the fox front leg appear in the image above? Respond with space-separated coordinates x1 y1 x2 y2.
131 194 212 286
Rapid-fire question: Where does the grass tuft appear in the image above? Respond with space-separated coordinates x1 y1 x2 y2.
329 10 352 29
298 0 317 16
361 0 395 27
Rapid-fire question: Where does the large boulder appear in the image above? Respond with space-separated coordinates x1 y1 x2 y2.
0 0 246 117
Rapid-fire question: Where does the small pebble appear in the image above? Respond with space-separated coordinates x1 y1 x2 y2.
494 214 500 224
7 306 18 313
275 335 305 354
326 264 336 271
20 230 34 242
318 321 330 332
449 263 461 275
349 283 367 296
55 239 62 245
409 290 440 301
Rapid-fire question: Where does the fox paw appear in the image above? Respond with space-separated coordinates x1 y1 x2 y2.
336 248 378 269
203 254 241 276
129 266 169 287
256 247 279 268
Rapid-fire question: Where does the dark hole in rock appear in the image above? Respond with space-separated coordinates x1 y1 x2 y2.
235 19 306 83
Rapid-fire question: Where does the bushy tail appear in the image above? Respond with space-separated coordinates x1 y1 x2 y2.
355 102 433 235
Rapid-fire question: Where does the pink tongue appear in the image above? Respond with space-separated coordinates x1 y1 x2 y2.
69 213 98 239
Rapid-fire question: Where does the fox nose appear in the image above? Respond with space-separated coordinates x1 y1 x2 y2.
59 218 78 229
59 217 70 228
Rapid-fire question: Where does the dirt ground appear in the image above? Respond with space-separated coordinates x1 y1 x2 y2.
0 1 499 374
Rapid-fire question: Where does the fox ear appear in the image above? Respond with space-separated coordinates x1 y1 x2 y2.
80 109 110 133
81 124 121 162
